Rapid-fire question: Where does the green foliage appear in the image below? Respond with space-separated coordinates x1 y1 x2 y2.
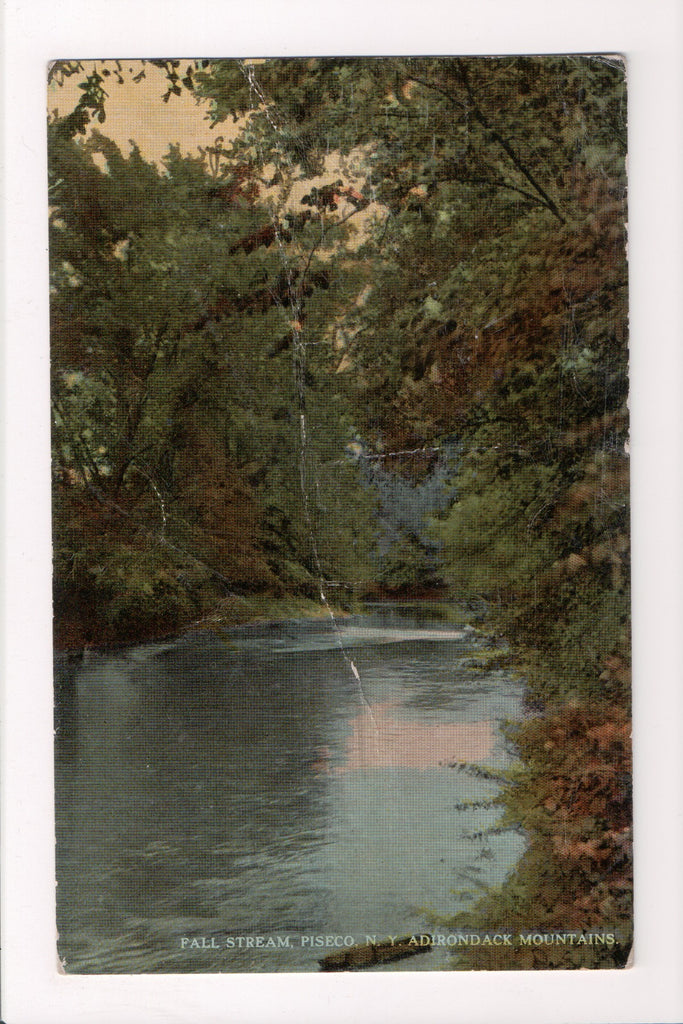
49 122 378 646
432 460 557 594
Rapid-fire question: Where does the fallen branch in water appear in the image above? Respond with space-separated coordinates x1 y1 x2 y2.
319 934 433 971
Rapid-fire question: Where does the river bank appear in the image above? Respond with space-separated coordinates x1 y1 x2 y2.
53 590 355 654
52 582 480 654
444 644 633 970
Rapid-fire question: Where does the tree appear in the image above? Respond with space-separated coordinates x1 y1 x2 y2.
48 118 378 644
50 56 629 667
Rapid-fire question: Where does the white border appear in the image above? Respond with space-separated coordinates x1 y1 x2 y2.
3 2 683 1022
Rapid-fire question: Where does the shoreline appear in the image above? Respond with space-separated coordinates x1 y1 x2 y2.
52 587 474 656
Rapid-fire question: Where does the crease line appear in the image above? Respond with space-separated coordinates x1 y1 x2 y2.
239 61 378 734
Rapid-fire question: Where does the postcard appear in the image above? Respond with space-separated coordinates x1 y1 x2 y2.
47 54 632 976
4 5 683 1021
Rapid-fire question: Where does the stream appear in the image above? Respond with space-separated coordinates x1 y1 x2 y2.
54 604 526 973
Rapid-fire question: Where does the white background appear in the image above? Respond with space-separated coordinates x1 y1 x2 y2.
3 1 683 1021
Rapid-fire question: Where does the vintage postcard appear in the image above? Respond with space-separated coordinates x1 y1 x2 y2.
47 55 632 977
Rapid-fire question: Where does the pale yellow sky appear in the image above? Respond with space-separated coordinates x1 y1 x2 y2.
48 59 382 243
48 60 226 165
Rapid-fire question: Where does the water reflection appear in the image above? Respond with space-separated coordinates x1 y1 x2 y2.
340 703 494 770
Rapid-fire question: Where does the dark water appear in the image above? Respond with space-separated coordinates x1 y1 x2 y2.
54 605 526 973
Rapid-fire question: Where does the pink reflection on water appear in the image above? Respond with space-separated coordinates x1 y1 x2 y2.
312 703 495 773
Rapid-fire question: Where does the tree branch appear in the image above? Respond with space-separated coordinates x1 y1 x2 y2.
84 481 246 599
454 60 565 225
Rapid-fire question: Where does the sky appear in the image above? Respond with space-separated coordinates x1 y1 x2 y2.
47 59 380 235
48 60 226 165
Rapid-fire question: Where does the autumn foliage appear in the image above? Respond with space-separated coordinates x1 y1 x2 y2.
450 699 632 969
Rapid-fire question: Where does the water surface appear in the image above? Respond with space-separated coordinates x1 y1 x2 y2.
55 605 526 973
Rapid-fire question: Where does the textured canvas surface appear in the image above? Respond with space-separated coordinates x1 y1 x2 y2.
48 56 631 975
